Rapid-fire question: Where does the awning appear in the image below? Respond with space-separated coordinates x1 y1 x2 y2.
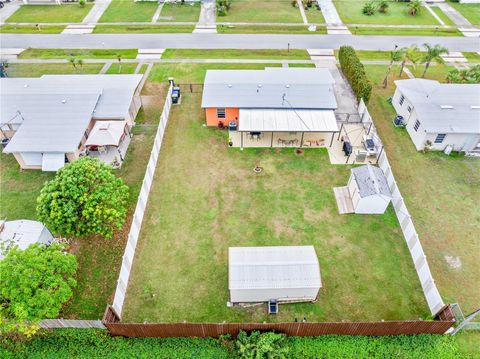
42 153 65 172
85 121 127 147
239 109 339 132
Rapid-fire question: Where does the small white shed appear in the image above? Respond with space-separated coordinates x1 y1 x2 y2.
0 220 54 260
228 246 321 304
347 165 392 214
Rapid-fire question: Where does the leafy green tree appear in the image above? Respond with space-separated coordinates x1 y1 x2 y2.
421 43 448 78
36 157 129 239
447 65 480 84
235 330 288 359
0 243 77 336
383 48 403 88
362 1 377 16
407 0 422 16
398 44 421 77
378 0 389 13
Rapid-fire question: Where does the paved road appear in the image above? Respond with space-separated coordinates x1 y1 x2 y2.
1 34 479 51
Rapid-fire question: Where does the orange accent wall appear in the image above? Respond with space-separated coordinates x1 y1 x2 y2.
205 108 239 127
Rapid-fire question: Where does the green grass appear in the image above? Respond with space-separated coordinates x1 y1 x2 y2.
161 49 310 60
463 52 480 62
430 6 455 26
158 3 200 22
219 0 303 23
99 0 159 23
5 63 104 77
304 7 325 24
106 63 138 74
334 0 440 25
93 24 194 33
448 2 480 26
217 24 327 34
18 48 138 59
349 26 462 36
289 63 316 67
363 63 480 315
122 64 427 324
0 24 65 34
6 4 92 23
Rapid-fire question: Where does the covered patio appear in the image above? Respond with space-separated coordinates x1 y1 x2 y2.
85 120 132 168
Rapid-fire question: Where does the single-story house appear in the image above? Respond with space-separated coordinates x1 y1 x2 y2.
0 219 53 260
228 246 321 304
392 79 480 154
1 74 142 171
201 68 339 148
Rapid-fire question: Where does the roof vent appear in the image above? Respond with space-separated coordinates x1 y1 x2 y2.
61 99 67 104
24 84 28 88
228 84 232 88
440 105 453 109
471 106 480 110
257 84 262 88
285 84 290 88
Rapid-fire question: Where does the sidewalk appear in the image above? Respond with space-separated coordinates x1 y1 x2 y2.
315 0 350 35
0 0 21 25
82 0 112 24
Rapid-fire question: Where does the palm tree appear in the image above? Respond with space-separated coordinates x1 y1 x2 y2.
383 48 402 88
407 0 422 16
398 44 421 77
69 57 77 70
77 59 84 69
422 43 448 78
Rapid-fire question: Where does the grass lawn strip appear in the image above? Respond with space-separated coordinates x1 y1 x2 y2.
462 52 480 62
158 3 201 22
333 0 439 25
122 62 427 323
19 48 138 60
106 63 138 74
429 6 455 26
303 7 325 24
448 2 480 26
93 24 194 33
219 0 303 23
349 26 461 36
161 49 310 60
217 24 327 34
363 63 480 314
99 0 158 23
6 4 92 23
0 25 65 34
4 63 104 77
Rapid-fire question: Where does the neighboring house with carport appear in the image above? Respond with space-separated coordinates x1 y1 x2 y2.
0 74 142 171
201 68 339 148
392 79 480 154
334 165 392 215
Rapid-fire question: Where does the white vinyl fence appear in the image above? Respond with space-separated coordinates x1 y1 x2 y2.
111 85 173 318
358 100 445 316
39 319 105 329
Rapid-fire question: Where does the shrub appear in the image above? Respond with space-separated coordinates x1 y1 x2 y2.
235 330 288 358
78 0 85 8
362 1 377 16
447 65 480 84
378 0 389 13
217 0 231 16
338 46 372 104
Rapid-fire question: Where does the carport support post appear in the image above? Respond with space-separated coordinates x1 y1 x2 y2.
241 131 244 149
329 133 335 147
270 132 274 147
376 146 384 164
367 122 373 135
337 123 344 140
300 132 304 147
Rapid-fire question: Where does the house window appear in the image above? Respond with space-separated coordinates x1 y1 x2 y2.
399 95 405 106
407 106 412 113
413 120 421 132
434 134 446 144
217 108 226 119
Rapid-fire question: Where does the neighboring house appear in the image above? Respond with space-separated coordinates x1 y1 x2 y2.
1 75 142 171
0 219 54 260
228 246 321 305
392 79 480 154
201 68 339 148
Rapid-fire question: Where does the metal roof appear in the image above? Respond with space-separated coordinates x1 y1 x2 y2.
351 165 392 199
395 79 480 134
239 108 338 132
1 75 142 153
0 220 53 260
202 68 337 109
229 246 321 290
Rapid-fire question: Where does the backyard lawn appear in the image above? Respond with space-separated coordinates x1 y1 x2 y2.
99 0 158 23
158 3 200 22
448 2 480 26
333 0 440 25
121 63 428 323
219 0 303 23
363 64 480 315
6 4 92 23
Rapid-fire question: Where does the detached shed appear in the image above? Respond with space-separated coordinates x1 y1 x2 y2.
348 165 392 214
228 246 321 304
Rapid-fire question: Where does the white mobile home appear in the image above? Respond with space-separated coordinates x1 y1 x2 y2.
228 246 321 304
392 79 480 154
347 165 392 214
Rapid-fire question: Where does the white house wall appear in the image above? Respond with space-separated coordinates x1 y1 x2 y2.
230 287 319 303
424 132 480 152
354 195 390 214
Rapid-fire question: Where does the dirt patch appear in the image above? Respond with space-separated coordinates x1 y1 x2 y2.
444 255 462 270
304 207 333 223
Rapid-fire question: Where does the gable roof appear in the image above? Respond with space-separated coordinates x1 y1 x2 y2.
395 79 480 134
351 165 392 199
202 68 337 109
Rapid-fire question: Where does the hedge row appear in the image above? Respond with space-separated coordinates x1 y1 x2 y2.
338 45 372 104
0 329 463 359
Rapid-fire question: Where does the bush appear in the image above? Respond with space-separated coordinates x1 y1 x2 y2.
338 46 372 104
362 1 377 16
378 0 389 13
235 330 288 358
217 0 231 16
78 0 86 8
447 65 480 84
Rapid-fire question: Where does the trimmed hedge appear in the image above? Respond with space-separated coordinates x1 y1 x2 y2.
0 329 462 359
338 45 372 104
